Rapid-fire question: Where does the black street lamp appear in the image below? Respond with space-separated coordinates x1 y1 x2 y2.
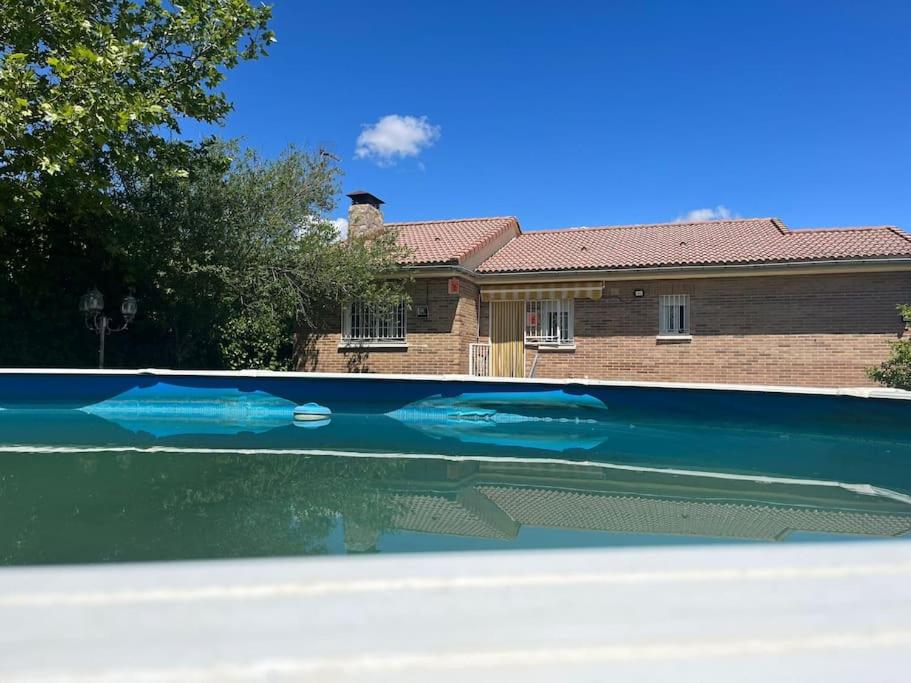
79 287 138 368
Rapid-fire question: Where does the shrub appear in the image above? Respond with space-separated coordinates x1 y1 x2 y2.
867 304 911 390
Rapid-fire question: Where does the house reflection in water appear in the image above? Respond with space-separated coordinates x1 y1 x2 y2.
342 459 911 552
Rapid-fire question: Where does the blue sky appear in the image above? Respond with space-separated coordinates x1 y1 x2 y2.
185 0 911 231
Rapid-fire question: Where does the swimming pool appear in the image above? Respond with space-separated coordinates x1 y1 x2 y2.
1 370 909 565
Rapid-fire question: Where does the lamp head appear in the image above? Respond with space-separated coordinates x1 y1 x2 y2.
80 287 104 314
120 293 138 322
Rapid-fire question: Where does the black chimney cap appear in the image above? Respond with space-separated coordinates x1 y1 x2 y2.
347 190 385 207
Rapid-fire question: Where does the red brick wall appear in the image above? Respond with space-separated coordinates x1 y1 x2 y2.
303 271 909 387
516 272 910 387
298 277 479 375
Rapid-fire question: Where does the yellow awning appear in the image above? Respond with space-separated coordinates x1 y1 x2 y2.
481 282 603 302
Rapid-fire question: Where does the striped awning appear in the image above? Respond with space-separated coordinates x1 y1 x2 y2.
480 282 603 302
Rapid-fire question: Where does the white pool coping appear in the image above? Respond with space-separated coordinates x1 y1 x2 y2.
1 541 910 682
2 367 910 400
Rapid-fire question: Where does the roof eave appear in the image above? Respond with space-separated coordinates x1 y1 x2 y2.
474 256 911 281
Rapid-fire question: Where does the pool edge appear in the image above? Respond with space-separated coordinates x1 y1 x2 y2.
0 367 909 401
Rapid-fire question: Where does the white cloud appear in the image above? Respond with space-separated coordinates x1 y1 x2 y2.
355 114 441 165
673 205 738 223
330 217 349 240
295 215 349 241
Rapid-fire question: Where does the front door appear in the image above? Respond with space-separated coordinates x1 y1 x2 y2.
489 300 525 378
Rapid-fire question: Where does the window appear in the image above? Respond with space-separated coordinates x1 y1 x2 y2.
659 294 690 336
525 299 574 345
342 300 406 343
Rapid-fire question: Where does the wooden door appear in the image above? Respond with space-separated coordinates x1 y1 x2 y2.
489 301 525 378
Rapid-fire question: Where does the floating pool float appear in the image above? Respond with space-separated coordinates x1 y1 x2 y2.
293 402 332 422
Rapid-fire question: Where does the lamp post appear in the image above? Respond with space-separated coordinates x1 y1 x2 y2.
79 287 138 369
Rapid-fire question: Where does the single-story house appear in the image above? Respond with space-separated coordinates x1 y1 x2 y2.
301 191 911 387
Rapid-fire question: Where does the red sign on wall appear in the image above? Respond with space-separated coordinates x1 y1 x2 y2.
448 277 461 295
526 312 539 326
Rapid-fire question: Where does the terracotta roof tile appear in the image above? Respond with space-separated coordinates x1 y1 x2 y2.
475 218 911 273
389 216 519 266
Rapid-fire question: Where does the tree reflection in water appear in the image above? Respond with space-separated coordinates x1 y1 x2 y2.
2 447 910 566
0 451 406 565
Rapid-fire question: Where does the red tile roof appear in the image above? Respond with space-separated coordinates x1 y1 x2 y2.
389 216 519 266
475 218 911 273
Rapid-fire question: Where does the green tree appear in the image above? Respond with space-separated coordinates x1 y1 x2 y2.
867 304 911 390
123 142 410 370
0 2 409 370
0 0 274 367
0 0 273 215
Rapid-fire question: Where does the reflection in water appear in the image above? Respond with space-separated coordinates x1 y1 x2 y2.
22 400 909 499
0 450 406 564
388 390 610 413
79 382 298 436
386 407 608 453
83 414 295 437
1 397 910 565
293 417 331 430
0 445 908 566
385 391 611 452
368 458 911 546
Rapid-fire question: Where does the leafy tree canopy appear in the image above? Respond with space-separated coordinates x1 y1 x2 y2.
123 141 410 369
0 0 273 217
0 1 410 370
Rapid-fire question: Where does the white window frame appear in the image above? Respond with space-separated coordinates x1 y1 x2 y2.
658 294 690 338
525 299 574 347
340 300 407 347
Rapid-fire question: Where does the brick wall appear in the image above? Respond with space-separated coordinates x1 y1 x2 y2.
299 277 479 375
302 270 909 387
513 271 910 387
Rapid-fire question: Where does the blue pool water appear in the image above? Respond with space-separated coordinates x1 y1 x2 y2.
0 371 909 564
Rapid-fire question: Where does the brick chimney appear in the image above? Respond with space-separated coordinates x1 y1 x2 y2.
346 190 385 240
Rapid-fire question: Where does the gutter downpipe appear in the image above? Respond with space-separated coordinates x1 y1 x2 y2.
529 351 540 379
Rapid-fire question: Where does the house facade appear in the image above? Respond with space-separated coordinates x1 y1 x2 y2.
302 191 911 387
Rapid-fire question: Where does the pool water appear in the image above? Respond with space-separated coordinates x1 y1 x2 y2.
0 375 909 565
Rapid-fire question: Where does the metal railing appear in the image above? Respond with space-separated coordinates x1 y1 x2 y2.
469 343 491 377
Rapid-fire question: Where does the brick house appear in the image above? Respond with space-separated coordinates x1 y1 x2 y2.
302 191 911 387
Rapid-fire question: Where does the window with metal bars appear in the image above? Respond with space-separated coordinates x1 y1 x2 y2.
342 300 407 343
658 294 689 335
525 299 574 345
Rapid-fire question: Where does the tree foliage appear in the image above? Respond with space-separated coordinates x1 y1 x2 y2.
123 142 409 369
0 2 408 370
0 448 408 563
0 140 410 369
0 0 273 216
867 304 911 390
